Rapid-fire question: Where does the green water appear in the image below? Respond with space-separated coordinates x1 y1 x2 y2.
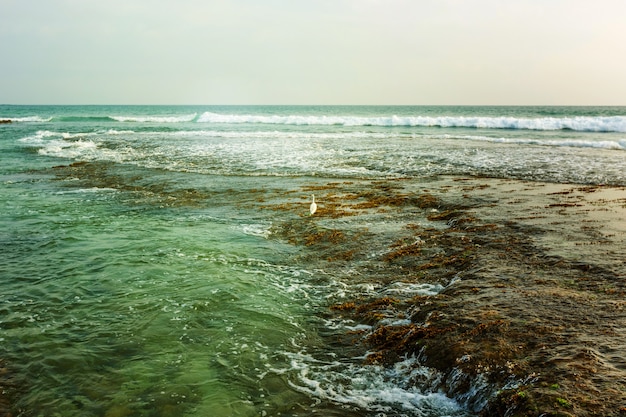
1 170 335 416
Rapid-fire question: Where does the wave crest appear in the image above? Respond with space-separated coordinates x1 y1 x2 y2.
110 113 197 123
4 116 52 123
197 112 626 132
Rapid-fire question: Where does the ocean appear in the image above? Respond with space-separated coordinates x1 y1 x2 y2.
1 105 625 416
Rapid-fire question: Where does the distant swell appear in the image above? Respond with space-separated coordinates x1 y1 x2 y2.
57 116 116 123
197 112 626 132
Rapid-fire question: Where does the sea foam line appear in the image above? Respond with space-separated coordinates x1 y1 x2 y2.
171 130 626 150
197 112 626 132
18 129 626 153
438 134 626 151
17 130 135 144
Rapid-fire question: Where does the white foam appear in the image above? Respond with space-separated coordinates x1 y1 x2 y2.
56 187 118 194
171 129 394 141
35 139 107 161
19 130 137 143
443 134 626 150
120 130 626 151
18 130 60 144
110 113 197 123
197 112 626 133
276 353 466 415
384 282 446 297
238 223 272 239
104 129 135 135
17 130 141 164
22 129 624 154
17 124 626 186
4 116 52 123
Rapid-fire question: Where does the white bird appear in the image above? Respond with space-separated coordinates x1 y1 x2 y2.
310 194 317 216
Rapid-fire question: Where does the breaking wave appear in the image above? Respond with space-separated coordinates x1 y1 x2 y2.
5 110 626 133
20 128 625 152
198 112 626 132
2 116 53 123
2 114 197 123
110 113 197 123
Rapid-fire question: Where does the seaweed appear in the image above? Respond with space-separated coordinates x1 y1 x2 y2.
268 177 626 416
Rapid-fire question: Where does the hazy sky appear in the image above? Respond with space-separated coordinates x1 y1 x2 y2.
1 0 625 105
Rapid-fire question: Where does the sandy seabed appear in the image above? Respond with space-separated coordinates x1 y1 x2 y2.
268 175 626 417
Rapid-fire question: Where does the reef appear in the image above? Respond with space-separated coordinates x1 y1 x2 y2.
270 176 626 417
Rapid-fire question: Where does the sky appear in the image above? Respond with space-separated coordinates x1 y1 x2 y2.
1 0 625 105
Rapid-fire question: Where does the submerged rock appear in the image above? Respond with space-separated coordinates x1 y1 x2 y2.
274 177 626 417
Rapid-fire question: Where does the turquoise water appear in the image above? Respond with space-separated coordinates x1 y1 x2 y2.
1 105 625 416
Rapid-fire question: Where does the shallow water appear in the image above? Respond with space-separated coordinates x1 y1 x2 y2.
1 105 625 416
0 170 471 416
